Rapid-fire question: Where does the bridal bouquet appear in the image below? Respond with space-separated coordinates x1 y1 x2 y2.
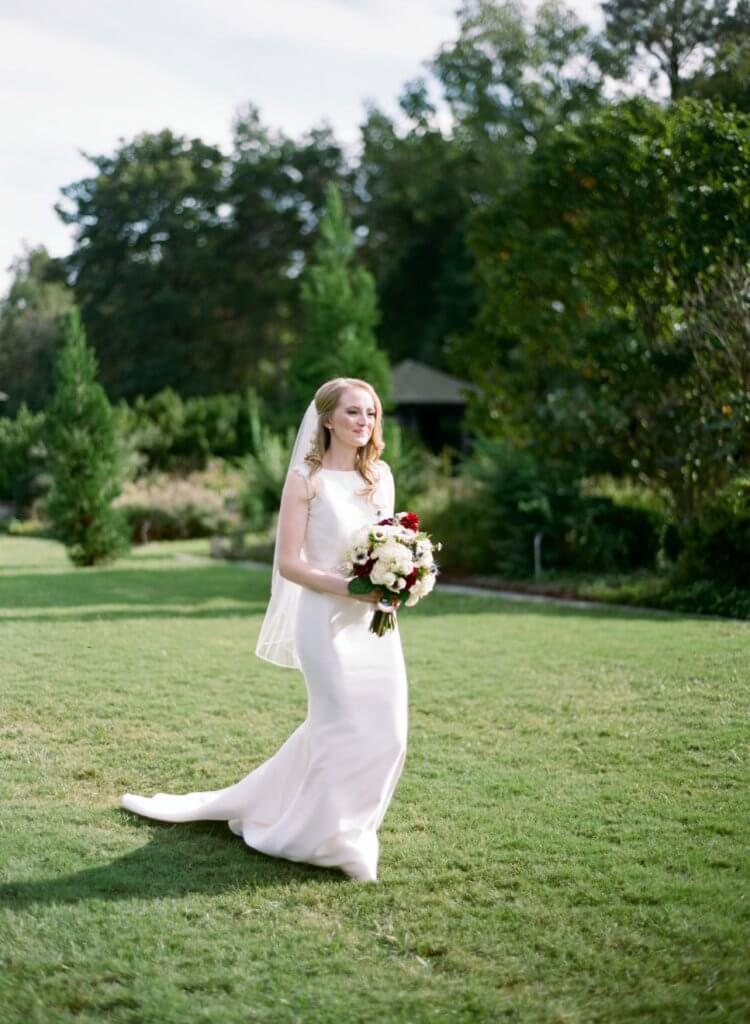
343 511 441 636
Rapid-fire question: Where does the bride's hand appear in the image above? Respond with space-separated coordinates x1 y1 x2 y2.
350 586 400 610
369 588 401 611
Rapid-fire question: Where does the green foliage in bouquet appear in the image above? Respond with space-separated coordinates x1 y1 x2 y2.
42 309 130 566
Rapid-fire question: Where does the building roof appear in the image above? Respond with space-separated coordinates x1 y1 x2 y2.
392 359 474 406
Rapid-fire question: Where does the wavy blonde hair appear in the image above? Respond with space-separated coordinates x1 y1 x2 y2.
303 377 385 505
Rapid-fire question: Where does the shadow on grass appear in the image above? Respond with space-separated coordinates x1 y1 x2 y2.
0 607 269 624
1 557 705 625
0 565 271 612
0 821 344 908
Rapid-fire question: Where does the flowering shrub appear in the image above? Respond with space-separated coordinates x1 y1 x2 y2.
114 465 243 542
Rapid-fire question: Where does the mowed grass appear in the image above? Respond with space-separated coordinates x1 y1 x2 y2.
1 536 748 1024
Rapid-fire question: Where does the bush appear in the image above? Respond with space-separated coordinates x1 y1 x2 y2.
238 403 296 532
464 438 582 577
675 475 750 587
0 404 46 509
114 462 243 542
564 497 662 573
120 388 261 473
381 419 446 513
587 574 750 620
415 475 486 575
425 438 664 578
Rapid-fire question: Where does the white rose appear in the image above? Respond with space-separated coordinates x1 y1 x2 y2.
420 573 436 595
370 562 389 585
378 541 401 561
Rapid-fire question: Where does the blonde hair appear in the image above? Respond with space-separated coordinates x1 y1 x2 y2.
303 377 385 505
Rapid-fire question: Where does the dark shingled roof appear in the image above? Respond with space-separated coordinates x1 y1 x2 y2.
392 359 474 406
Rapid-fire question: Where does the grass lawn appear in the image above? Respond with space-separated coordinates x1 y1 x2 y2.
1 535 748 1024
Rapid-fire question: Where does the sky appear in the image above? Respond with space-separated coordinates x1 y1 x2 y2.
0 0 604 294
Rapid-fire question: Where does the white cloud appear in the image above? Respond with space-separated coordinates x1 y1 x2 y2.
0 0 605 292
181 0 457 61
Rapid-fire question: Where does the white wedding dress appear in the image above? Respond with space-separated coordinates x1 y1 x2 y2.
121 463 408 882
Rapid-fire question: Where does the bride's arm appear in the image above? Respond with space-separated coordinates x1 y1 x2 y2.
276 471 378 602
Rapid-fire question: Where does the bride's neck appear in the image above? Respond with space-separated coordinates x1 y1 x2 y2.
322 440 359 471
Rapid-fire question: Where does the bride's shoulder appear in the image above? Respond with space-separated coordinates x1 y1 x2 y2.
288 463 317 499
373 460 394 495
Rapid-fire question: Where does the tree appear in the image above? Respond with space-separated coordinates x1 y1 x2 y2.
679 258 750 490
461 97 750 522
221 106 351 398
687 34 750 111
286 183 391 415
354 2 603 373
356 96 477 369
43 308 130 565
0 246 74 415
432 0 604 160
600 0 750 100
56 130 228 401
55 117 351 404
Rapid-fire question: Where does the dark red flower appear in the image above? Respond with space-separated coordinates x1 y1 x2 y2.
399 511 420 532
377 517 395 526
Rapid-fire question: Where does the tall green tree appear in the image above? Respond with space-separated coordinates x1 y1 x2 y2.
461 98 750 522
357 93 477 369
56 116 350 404
57 130 228 401
355 1 604 371
219 106 351 397
600 0 750 99
432 0 604 164
43 309 130 566
687 34 750 111
286 183 391 414
0 246 74 415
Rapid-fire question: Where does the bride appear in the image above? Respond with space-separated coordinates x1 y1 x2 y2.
121 377 408 883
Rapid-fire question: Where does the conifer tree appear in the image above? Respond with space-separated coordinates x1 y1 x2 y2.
286 183 391 413
43 308 130 566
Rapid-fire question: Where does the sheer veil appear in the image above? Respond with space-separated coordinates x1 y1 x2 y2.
254 399 319 671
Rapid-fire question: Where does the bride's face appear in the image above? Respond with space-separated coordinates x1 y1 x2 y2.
326 387 377 448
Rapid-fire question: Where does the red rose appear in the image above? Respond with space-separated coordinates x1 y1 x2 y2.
399 512 420 532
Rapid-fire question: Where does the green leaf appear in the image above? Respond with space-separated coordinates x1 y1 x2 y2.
348 575 376 595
